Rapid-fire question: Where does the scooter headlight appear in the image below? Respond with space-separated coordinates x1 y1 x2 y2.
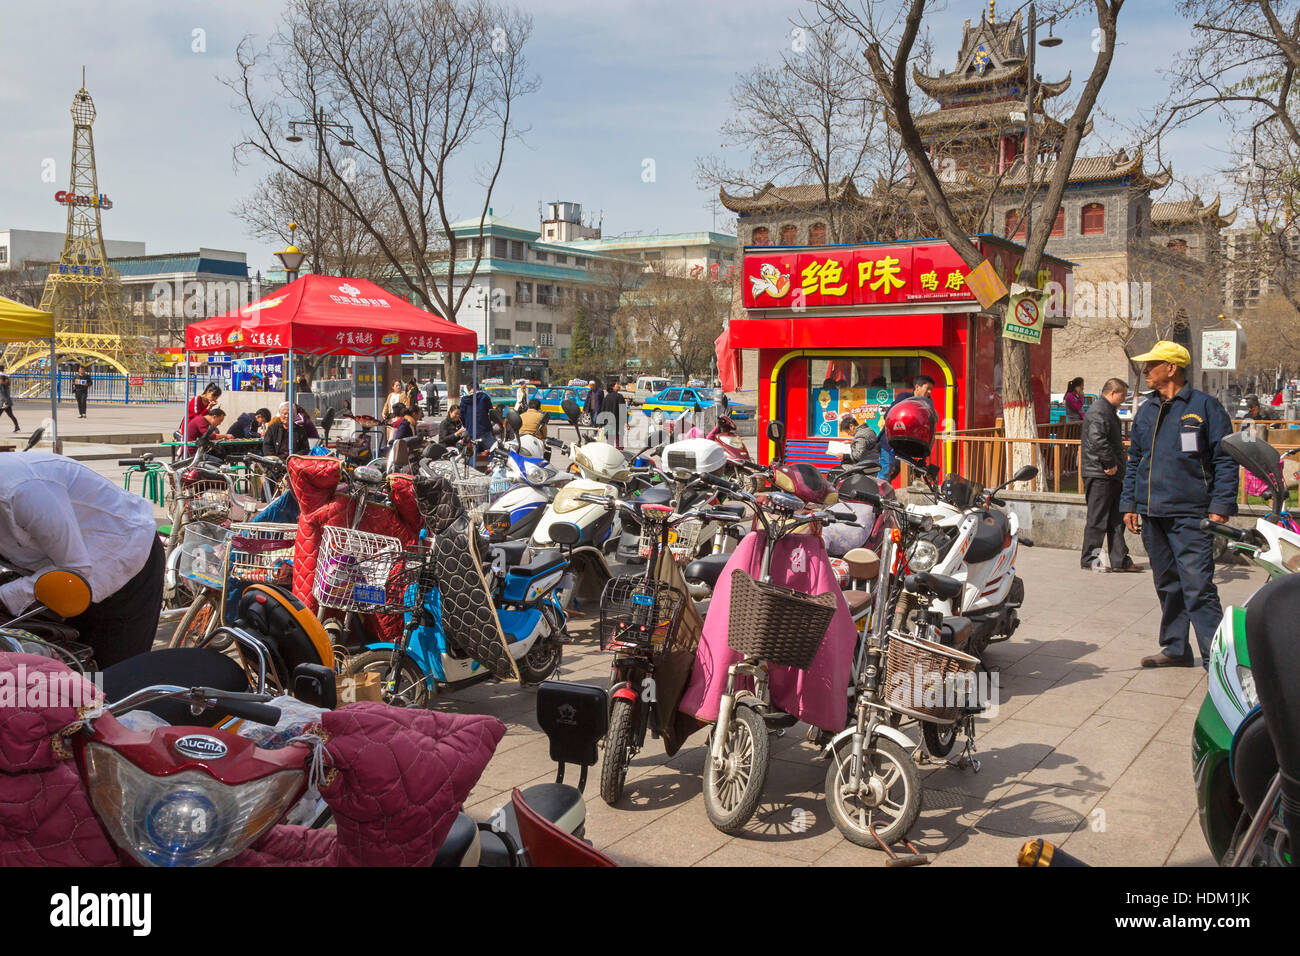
907 539 941 572
83 743 303 867
1238 665 1259 711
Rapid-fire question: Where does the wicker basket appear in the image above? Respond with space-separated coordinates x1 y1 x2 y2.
883 630 981 724
726 569 837 670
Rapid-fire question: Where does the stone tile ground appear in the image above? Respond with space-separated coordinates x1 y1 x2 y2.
434 546 1263 867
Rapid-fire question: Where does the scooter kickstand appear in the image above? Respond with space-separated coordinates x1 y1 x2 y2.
947 725 981 773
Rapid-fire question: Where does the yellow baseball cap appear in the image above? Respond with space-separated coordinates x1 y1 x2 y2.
1130 340 1190 367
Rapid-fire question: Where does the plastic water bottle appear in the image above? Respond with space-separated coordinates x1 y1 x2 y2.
489 459 510 502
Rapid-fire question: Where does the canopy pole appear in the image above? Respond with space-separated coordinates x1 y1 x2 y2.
48 337 58 449
183 350 191 458
372 357 379 458
287 351 295 455
472 353 479 448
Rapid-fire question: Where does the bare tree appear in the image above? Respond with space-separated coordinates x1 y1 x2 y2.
816 0 1125 463
698 20 909 243
227 0 538 395
1240 291 1300 389
619 265 728 382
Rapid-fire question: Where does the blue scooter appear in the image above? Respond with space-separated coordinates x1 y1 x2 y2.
349 529 571 707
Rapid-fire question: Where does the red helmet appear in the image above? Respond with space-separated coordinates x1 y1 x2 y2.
884 398 935 461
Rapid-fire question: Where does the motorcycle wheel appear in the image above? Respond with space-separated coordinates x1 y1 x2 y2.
824 736 921 848
922 720 958 758
349 650 430 708
600 697 637 805
169 591 227 651
517 638 563 684
703 704 769 834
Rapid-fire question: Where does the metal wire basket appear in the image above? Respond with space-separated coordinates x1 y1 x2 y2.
599 578 687 652
453 474 493 522
313 526 407 612
882 630 980 725
227 522 297 585
177 521 234 590
638 517 706 562
726 569 837 670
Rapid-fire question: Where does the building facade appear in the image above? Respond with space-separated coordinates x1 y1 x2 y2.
720 4 1235 400
0 228 144 272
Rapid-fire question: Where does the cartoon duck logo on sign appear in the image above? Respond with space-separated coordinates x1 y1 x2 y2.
748 262 791 300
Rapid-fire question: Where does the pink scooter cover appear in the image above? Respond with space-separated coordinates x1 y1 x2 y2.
678 530 857 733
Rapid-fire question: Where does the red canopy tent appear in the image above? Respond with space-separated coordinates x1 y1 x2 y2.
184 274 476 451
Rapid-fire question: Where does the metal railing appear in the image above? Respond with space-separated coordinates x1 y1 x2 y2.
9 370 190 404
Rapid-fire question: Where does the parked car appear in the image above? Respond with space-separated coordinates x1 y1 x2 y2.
535 385 592 423
632 375 670 405
639 386 754 424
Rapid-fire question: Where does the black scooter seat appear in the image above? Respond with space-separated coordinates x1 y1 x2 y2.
634 486 674 507
712 503 747 520
492 540 530 567
509 555 567 579
432 812 479 867
906 571 964 602
684 553 730 589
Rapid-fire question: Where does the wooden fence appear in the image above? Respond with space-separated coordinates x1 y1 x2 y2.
942 418 1300 499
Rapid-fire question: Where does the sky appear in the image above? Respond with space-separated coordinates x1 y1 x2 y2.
0 0 1230 276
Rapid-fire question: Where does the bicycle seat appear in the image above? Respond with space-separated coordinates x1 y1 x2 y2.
684 552 730 589
906 571 963 602
491 540 530 567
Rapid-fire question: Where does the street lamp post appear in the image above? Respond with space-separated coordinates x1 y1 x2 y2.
1022 3 1061 254
275 224 308 452
286 108 356 275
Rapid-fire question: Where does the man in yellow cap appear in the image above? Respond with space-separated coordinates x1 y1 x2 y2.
1120 340 1238 669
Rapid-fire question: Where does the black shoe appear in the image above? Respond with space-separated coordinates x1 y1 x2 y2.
1141 653 1194 668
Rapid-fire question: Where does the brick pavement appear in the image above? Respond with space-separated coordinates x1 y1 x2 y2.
431 547 1263 867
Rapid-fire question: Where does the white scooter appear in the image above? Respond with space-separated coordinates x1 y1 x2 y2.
895 462 1038 659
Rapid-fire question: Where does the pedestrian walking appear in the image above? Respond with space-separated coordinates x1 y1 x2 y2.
425 380 441 418
600 380 626 448
1064 377 1085 421
73 366 90 419
515 380 529 413
0 372 16 433
1119 341 1238 669
584 378 605 427
1081 378 1141 572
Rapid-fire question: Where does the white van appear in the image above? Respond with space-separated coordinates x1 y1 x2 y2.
633 375 670 405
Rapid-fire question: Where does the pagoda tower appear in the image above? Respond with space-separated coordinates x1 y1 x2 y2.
910 4 1077 178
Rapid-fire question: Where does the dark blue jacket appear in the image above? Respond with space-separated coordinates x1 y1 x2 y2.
1119 383 1238 517
458 390 495 445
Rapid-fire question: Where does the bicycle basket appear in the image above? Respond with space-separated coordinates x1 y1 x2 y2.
381 546 439 613
726 569 836 670
313 526 407 613
638 516 705 562
883 631 980 725
177 521 234 590
227 522 297 585
452 474 492 522
598 578 686 653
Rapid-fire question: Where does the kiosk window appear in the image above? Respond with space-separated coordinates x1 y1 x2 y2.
805 357 923 439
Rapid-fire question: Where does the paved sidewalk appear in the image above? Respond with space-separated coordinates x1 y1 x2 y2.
431 547 1261 867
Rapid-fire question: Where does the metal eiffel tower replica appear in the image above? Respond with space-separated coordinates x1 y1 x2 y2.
3 73 149 375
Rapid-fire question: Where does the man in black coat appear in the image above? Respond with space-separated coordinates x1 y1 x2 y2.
599 380 626 448
1081 377 1140 572
73 366 90 419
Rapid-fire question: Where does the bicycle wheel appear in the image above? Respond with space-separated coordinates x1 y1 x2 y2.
599 696 637 806
349 650 431 708
824 736 921 848
169 591 220 650
702 704 769 834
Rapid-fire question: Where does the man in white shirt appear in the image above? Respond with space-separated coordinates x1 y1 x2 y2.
0 453 162 667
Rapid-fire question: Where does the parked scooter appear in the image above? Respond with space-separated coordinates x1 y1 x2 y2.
892 461 1037 659
482 409 573 543
1194 430 1300 865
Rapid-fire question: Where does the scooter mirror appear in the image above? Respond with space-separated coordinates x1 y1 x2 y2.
506 408 524 434
1011 465 1039 484
549 521 582 547
25 427 44 451
33 568 91 619
320 407 336 439
766 420 784 443
561 398 582 428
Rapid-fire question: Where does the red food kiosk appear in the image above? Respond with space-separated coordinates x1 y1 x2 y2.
727 236 1072 474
